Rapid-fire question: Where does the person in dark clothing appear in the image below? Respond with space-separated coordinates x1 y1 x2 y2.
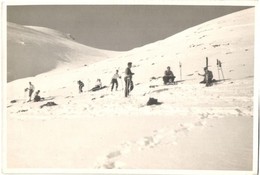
111 70 121 91
163 66 175 85
124 62 134 97
78 80 84 93
198 67 214 84
33 90 44 102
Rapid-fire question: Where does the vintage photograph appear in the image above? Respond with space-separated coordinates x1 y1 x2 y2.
4 3 256 173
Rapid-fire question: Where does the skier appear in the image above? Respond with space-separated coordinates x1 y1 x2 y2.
124 62 134 97
77 80 84 93
198 67 214 84
25 82 35 102
163 66 175 85
111 70 121 91
90 79 103 91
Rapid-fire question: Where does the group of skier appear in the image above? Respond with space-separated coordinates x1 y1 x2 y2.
25 61 215 102
76 62 135 97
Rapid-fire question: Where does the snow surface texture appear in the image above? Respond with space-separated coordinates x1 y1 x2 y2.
6 8 254 170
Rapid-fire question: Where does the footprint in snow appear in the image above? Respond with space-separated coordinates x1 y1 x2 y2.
65 96 74 98
96 118 213 169
17 109 28 113
96 150 126 169
107 151 121 159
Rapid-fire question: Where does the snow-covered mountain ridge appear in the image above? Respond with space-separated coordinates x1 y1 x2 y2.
7 7 255 115
7 22 120 82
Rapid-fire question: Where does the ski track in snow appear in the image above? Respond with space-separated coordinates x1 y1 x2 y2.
95 119 205 169
95 101 252 169
91 79 252 169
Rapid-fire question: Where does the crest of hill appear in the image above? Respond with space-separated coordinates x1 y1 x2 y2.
120 7 254 83
25 26 76 40
7 22 119 82
7 8 254 96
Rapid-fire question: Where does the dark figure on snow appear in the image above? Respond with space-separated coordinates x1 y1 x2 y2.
78 80 84 93
90 79 102 91
163 66 175 85
34 90 44 102
124 62 134 97
111 70 121 91
25 82 35 102
198 67 214 85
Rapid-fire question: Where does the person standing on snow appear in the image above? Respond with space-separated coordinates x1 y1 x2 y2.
124 62 134 97
111 70 121 91
25 82 35 102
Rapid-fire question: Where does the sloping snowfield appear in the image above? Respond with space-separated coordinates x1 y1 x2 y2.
7 22 119 82
5 8 255 172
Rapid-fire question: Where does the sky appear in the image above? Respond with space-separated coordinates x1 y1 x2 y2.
7 5 251 51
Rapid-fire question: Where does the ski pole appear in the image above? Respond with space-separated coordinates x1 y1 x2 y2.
205 57 209 86
221 68 225 81
117 67 123 91
217 59 220 80
219 60 225 81
125 78 129 97
221 67 225 81
179 62 182 81
119 70 124 91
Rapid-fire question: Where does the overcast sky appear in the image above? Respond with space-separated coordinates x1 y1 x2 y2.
7 5 251 51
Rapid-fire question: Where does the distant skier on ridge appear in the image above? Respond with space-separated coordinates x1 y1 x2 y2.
124 62 134 97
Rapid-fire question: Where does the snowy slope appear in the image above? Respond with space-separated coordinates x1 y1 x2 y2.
6 8 255 171
25 26 76 40
7 22 119 82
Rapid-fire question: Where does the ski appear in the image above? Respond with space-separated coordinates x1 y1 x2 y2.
205 57 210 87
